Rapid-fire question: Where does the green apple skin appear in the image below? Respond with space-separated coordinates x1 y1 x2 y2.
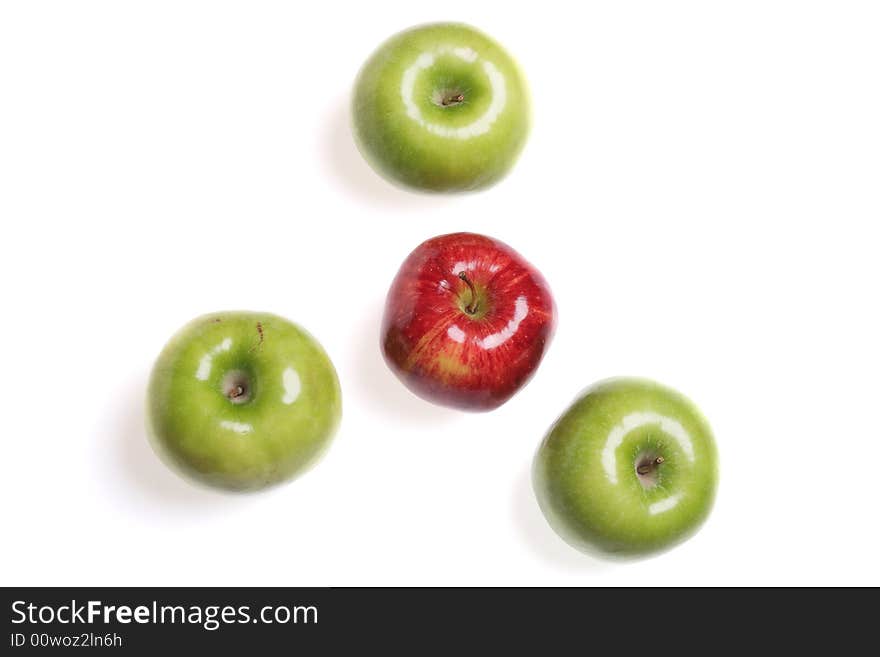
147 312 342 491
352 22 530 192
533 378 719 558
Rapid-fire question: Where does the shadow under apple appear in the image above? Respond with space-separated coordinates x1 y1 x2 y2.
348 302 457 426
319 97 449 210
511 466 608 573
111 374 251 515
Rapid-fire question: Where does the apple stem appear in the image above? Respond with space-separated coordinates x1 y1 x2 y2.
442 93 465 106
229 385 245 400
458 272 479 315
637 456 665 475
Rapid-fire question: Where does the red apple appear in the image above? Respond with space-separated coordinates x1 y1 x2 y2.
382 232 556 411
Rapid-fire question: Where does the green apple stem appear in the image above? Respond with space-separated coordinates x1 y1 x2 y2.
441 93 465 106
458 272 479 315
227 382 250 404
636 456 665 476
222 370 252 404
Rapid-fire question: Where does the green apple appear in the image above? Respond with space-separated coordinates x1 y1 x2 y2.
352 22 530 192
532 378 719 558
147 312 342 491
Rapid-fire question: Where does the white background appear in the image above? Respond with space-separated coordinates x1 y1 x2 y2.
2 1 879 586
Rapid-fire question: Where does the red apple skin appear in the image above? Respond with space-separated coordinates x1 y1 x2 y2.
382 232 556 411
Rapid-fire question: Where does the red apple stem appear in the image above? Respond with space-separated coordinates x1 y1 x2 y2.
458 272 479 315
637 456 665 475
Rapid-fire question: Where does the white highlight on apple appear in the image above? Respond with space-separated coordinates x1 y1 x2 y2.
452 46 478 62
281 367 301 405
649 493 683 516
446 325 466 343
195 337 232 381
400 47 507 140
601 410 695 513
452 261 502 275
451 261 478 275
219 420 252 435
475 296 528 350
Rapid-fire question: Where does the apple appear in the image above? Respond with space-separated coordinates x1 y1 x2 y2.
352 22 530 192
532 378 719 558
147 312 342 491
382 232 555 411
